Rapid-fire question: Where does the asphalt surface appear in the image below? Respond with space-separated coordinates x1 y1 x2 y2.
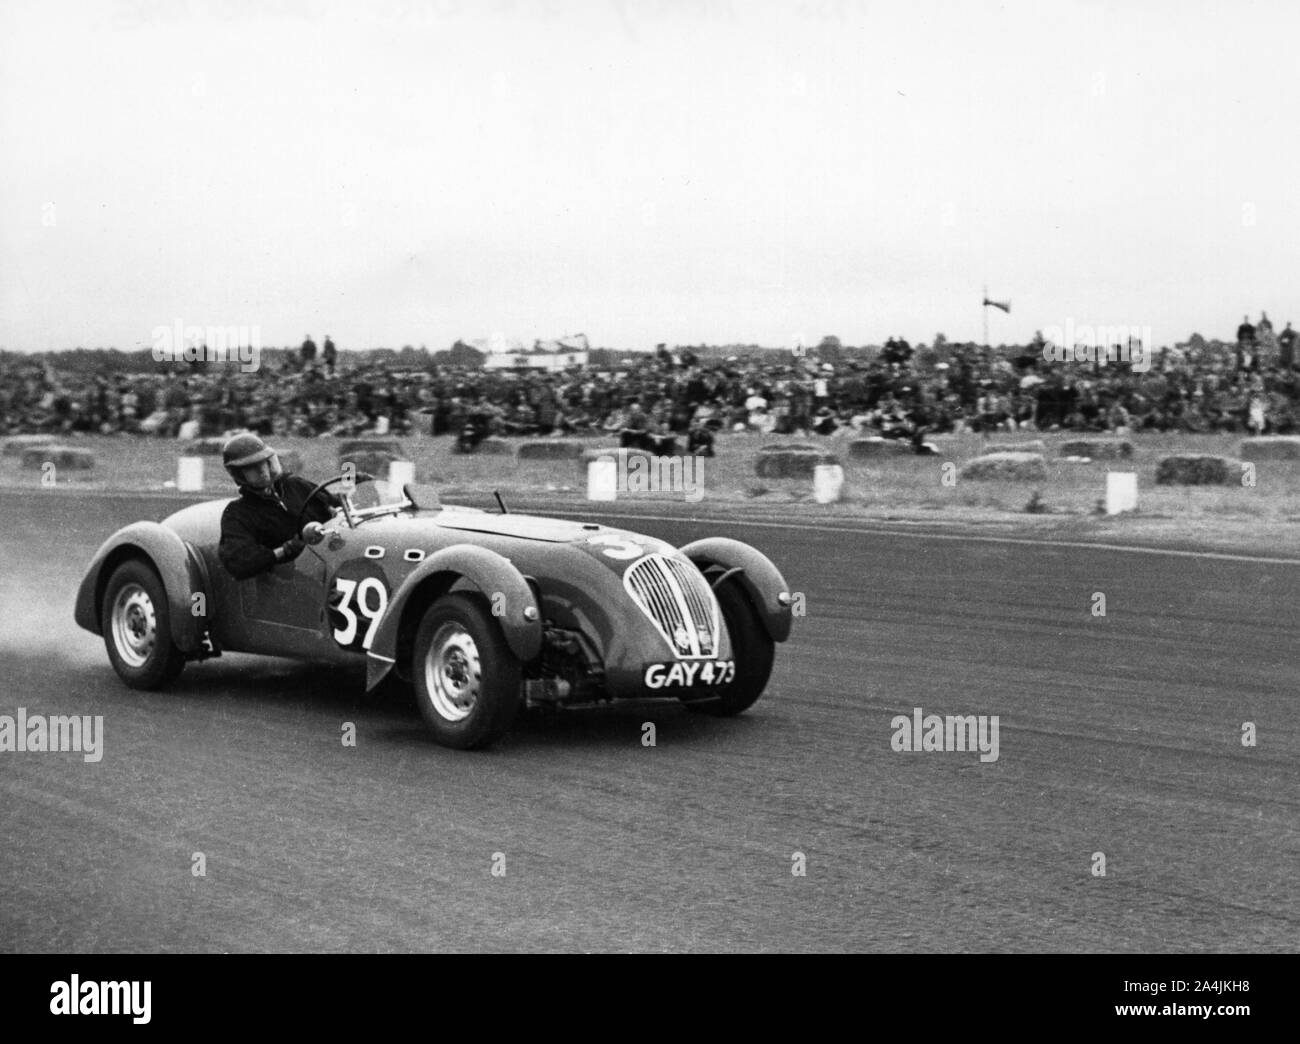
1 491 1296 952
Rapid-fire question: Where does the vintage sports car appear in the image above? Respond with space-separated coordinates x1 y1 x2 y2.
74 477 796 748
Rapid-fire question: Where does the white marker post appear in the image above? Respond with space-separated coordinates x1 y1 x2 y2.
1105 471 1138 515
388 459 416 489
587 457 618 501
176 456 204 492
813 464 845 504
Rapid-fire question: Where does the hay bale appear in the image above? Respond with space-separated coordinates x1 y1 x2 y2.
1058 439 1133 460
755 447 841 479
339 438 404 460
958 452 1048 482
184 437 227 456
985 439 1046 455
451 436 514 456
2 435 55 457
1155 455 1236 485
1239 436 1300 461
580 446 650 462
758 442 824 454
847 437 916 459
517 440 585 461
20 445 94 470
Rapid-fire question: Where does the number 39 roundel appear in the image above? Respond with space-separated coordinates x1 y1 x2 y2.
328 561 390 651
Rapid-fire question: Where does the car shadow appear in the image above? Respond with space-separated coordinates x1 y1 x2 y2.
505 699 751 752
62 655 754 752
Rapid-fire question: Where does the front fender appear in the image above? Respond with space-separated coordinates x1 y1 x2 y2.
74 522 207 653
677 537 793 642
365 543 542 691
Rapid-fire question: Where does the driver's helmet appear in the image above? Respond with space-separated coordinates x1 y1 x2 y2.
222 433 282 487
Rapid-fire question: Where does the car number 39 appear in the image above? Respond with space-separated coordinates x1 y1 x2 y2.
644 660 735 689
333 577 388 649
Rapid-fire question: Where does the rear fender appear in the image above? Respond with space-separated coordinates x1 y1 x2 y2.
677 537 794 642
74 522 207 653
365 543 542 691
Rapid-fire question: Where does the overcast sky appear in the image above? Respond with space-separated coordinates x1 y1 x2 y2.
2 0 1298 353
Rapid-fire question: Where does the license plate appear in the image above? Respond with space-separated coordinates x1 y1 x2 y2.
643 660 735 689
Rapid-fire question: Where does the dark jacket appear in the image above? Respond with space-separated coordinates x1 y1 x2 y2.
218 475 338 581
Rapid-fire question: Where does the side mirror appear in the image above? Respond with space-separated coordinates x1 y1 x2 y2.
301 521 326 545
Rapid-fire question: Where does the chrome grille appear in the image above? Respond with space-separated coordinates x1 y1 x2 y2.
624 554 720 658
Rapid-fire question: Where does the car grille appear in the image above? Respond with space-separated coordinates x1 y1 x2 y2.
624 554 720 658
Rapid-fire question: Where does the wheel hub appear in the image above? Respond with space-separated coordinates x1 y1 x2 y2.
424 623 482 723
112 584 157 668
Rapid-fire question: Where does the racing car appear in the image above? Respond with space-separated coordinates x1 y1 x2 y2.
74 476 796 749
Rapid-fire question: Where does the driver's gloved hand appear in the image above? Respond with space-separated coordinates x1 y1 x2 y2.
275 538 306 563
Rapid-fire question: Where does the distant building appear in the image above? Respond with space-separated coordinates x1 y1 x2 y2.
479 333 590 372
482 349 589 372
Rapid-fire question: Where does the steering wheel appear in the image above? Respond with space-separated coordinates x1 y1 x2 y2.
294 472 375 532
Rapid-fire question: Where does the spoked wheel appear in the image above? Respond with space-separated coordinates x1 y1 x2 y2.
412 592 521 749
101 560 186 689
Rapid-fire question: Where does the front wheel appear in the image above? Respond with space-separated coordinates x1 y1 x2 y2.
411 592 521 749
685 577 774 716
101 559 187 689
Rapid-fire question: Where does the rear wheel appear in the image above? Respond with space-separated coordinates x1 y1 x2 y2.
101 560 187 689
685 576 774 716
411 592 521 749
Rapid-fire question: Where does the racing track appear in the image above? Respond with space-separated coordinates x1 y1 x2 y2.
1 491 1296 952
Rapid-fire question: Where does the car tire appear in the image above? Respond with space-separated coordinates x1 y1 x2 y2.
101 559 187 689
411 591 521 749
685 576 774 716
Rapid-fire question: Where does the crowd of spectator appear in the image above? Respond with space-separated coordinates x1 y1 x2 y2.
4 314 1299 447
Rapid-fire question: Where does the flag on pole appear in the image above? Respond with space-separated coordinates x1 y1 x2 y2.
982 297 1011 314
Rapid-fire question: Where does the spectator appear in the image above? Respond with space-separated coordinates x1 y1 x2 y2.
1236 314 1256 372
621 399 650 449
687 418 715 456
1280 322 1296 370
6 317 1300 445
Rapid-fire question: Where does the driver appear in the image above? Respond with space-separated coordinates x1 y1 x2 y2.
217 434 340 581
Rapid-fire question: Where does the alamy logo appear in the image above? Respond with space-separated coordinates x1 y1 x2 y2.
618 453 703 502
152 318 261 372
0 708 103 763
890 707 1000 763
50 975 151 1024
1040 320 1152 373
